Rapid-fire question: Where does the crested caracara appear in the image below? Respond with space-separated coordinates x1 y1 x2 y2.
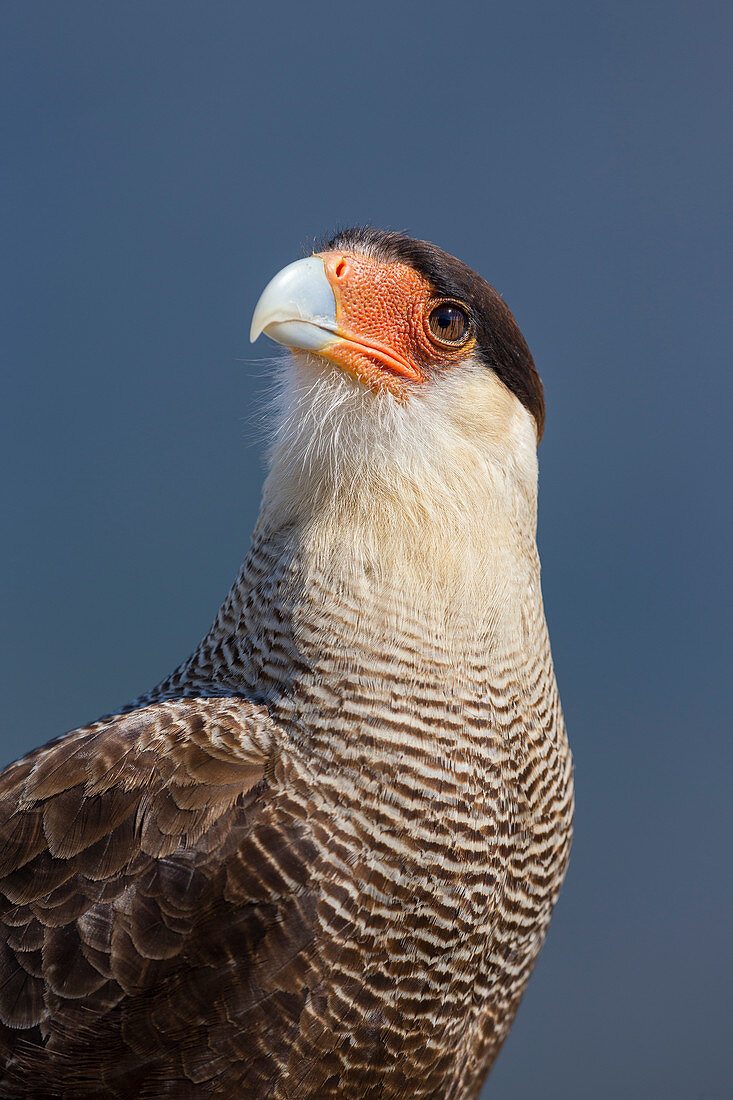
0 228 573 1099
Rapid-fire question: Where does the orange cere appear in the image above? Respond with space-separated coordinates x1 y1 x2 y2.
317 251 442 397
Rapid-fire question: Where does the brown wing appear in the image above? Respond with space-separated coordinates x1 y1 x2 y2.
0 696 320 1098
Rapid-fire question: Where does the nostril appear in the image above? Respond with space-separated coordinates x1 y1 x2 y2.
334 258 347 279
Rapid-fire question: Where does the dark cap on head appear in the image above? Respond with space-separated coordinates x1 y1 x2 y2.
322 227 545 439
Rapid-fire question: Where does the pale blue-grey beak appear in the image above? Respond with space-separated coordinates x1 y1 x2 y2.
250 256 338 352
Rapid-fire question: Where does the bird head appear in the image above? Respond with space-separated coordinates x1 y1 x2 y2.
250 228 544 540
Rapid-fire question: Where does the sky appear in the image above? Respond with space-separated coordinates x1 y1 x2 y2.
1 2 731 1096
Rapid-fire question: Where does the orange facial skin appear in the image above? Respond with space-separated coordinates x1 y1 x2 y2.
316 251 476 399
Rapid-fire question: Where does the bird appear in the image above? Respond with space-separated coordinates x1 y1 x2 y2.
0 227 573 1098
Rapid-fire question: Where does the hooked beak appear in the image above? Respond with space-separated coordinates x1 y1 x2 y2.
250 253 424 393
249 256 338 352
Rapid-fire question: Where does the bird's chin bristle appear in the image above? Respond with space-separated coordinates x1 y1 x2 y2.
259 351 540 589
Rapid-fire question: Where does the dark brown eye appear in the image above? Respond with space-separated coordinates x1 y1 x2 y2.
427 301 471 347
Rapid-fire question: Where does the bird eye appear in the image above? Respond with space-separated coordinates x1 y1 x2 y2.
427 301 471 347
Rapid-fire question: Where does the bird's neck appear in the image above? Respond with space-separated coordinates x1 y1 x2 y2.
171 446 549 742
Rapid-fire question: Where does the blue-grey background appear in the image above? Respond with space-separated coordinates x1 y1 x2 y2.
2 3 731 1096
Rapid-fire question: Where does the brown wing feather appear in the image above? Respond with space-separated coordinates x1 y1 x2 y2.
0 696 322 1098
